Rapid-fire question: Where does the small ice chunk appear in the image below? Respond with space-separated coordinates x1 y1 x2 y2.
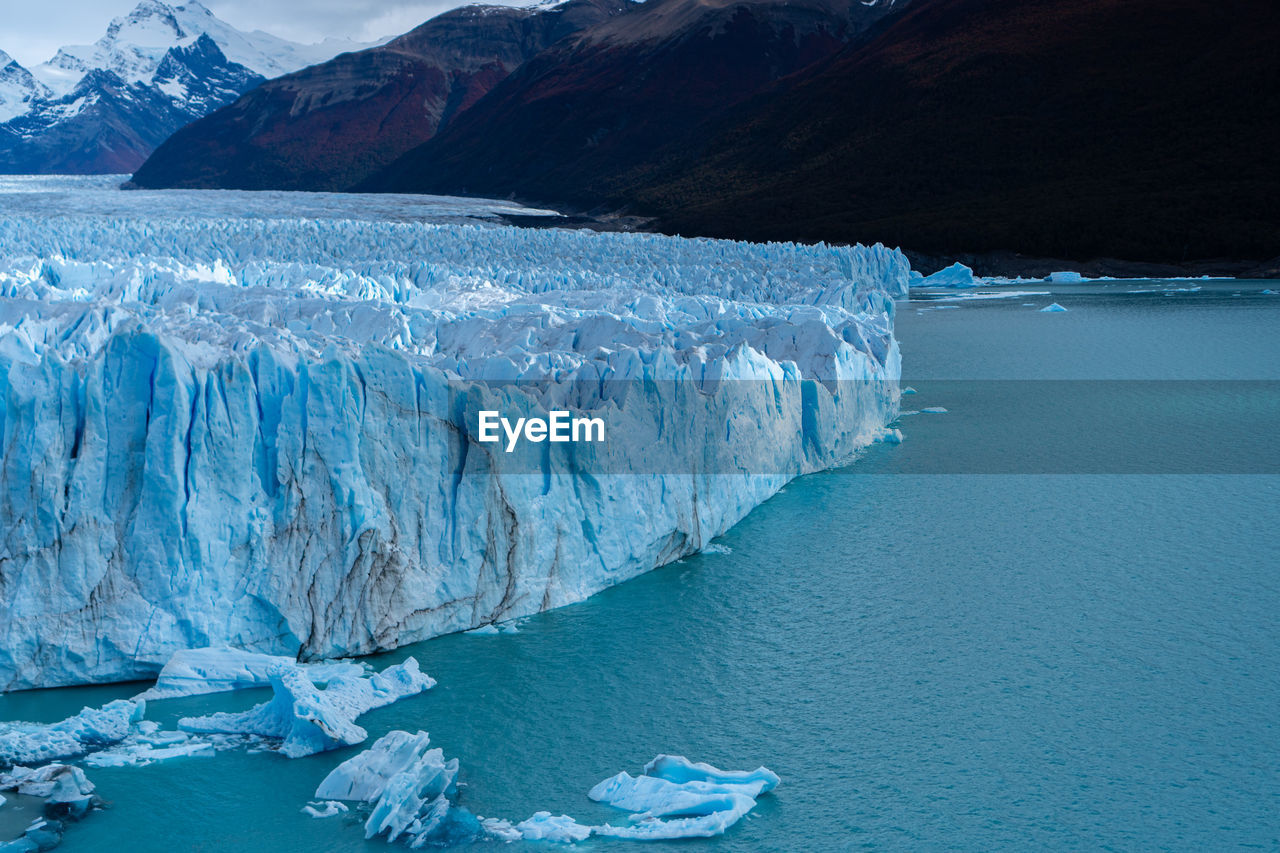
1262 289 1276 295
702 544 732 555
481 817 523 842
139 647 366 700
921 407 948 414
516 812 594 842
465 624 501 636
919 262 976 288
1040 303 1068 312
179 658 433 758
82 740 214 768
302 801 348 818
1046 271 1084 283
901 386 917 395
0 764 98 821
874 428 903 444
595 808 752 840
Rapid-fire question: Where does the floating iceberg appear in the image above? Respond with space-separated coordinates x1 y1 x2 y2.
0 700 143 768
313 737 779 847
138 647 367 700
0 211 906 690
921 407 948 414
504 755 783 843
1040 303 1068 312
314 730 485 846
919 262 977 288
1046 271 1085 283
0 764 101 851
178 658 433 757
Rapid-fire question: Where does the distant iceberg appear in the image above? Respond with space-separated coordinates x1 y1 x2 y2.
1040 302 1068 312
919 262 977 288
1046 271 1085 283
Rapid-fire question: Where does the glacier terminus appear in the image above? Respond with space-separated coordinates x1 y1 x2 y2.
0 177 907 691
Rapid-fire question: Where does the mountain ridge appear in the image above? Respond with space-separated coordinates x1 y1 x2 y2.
0 0 383 174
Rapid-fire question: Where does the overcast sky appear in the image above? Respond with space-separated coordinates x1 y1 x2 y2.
0 0 495 67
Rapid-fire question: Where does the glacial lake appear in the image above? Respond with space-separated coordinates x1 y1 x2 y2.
3 278 1278 851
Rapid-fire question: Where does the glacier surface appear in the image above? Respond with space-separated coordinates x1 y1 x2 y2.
0 205 905 690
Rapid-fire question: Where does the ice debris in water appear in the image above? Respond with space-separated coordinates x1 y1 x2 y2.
0 701 143 768
919 262 976 288
1040 303 1068 312
81 721 216 768
508 755 781 844
921 407 948 414
314 730 483 846
1046 271 1085 283
901 386 917 395
516 812 594 842
0 215 906 692
313 736 779 846
0 764 102 850
702 544 732 555
178 658 433 758
303 801 349 819
138 647 367 700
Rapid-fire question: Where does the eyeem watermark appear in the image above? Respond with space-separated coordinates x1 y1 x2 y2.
478 410 605 452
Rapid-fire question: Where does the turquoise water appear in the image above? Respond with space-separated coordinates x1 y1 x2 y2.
4 280 1278 851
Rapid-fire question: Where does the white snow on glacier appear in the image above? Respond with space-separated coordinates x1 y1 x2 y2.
0 203 906 690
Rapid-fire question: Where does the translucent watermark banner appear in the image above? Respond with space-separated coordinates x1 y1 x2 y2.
431 379 1280 476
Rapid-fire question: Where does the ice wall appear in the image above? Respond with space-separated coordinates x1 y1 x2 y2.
0 216 906 689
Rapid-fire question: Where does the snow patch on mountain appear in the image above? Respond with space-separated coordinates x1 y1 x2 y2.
29 0 381 98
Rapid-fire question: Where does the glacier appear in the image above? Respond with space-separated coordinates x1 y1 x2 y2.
0 206 906 691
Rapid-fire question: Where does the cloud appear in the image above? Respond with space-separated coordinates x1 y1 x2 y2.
0 0 529 67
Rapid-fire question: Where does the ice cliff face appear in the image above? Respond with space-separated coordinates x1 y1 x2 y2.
0 214 906 690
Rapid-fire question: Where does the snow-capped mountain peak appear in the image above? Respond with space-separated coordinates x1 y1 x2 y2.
27 0 383 98
0 0 389 174
0 49 51 122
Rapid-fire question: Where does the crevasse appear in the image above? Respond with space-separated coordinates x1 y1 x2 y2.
0 215 907 690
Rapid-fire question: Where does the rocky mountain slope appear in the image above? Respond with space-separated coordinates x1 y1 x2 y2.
129 0 631 191
0 0 379 174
